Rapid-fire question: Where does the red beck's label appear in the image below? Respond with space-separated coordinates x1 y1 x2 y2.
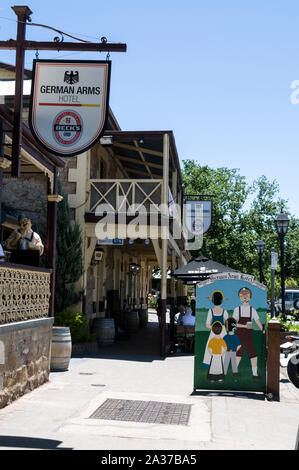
53 110 82 146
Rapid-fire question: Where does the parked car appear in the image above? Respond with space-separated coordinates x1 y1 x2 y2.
275 288 299 314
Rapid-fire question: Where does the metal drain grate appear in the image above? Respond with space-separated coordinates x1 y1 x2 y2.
89 399 191 425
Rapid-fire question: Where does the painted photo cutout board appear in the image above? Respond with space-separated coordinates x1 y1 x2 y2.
194 274 267 392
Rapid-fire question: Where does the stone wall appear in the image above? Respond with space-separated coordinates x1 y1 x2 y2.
59 156 77 197
2 175 48 233
0 317 54 408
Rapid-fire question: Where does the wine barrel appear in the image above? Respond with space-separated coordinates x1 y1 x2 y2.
94 318 115 347
50 327 72 372
138 308 148 328
126 311 139 332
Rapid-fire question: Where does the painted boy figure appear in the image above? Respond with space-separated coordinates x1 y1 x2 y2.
207 321 227 383
223 317 241 376
233 287 265 379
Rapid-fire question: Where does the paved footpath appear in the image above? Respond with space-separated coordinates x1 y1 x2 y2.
0 313 298 451
0 347 298 451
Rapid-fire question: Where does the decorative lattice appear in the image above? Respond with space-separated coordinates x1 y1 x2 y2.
90 179 163 214
0 266 51 324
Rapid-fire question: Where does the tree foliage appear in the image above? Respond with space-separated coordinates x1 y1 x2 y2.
182 160 299 294
55 181 84 313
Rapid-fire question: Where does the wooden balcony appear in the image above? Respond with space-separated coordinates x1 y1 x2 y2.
89 179 164 214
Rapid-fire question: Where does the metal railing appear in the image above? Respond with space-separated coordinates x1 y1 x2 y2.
0 263 51 324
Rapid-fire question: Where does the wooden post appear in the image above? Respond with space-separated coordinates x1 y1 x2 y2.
160 133 169 357
0 119 4 224
267 318 281 400
11 6 32 177
0 165 2 226
0 120 12 225
170 169 177 339
170 251 177 340
46 169 60 317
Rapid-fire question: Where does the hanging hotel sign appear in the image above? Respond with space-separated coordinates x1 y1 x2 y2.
29 60 111 157
184 200 212 235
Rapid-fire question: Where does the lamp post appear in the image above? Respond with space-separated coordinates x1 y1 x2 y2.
255 239 265 283
129 263 141 275
129 263 141 309
274 212 290 317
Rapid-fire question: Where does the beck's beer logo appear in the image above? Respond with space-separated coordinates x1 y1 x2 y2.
53 110 82 146
29 60 111 157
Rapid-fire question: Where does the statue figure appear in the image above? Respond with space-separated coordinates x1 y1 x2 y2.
4 215 44 255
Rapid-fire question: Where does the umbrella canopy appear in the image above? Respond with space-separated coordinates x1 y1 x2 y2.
172 256 237 281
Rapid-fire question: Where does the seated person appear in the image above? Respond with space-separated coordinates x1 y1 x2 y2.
182 306 195 352
175 305 185 325
182 306 195 326
4 215 44 255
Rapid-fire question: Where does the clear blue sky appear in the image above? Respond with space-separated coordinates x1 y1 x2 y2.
1 0 299 217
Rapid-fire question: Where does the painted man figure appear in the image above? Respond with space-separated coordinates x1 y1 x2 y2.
232 287 265 379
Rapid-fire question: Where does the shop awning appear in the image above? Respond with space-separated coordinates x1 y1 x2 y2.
102 129 183 189
172 256 237 281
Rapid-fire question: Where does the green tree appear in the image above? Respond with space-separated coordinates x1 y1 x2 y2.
182 161 249 268
55 181 84 313
284 218 299 283
181 160 299 292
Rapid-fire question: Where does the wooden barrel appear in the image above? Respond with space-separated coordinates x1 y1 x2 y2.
126 311 139 332
50 327 72 372
94 318 115 347
138 308 148 328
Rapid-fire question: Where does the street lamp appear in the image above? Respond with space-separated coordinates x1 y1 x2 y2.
255 239 265 283
129 263 141 275
274 212 290 317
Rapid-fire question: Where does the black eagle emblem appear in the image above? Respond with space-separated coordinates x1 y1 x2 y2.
64 71 79 85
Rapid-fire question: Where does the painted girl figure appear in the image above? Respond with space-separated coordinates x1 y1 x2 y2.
202 290 228 369
207 321 227 382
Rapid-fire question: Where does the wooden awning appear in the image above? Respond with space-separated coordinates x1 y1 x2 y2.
103 130 183 189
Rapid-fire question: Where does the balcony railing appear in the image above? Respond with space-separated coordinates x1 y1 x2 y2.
89 179 164 214
0 263 51 324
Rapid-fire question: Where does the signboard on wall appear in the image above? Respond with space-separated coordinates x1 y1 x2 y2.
98 238 123 245
29 60 111 157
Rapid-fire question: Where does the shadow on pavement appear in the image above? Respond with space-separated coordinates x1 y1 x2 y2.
0 436 72 450
71 313 195 363
72 318 162 362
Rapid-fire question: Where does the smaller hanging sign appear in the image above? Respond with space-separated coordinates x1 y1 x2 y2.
271 250 278 271
29 60 111 157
